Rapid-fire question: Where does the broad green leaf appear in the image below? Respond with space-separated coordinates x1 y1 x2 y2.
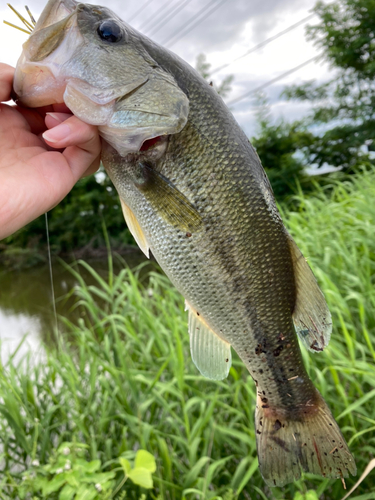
305 491 320 500
59 484 76 500
81 460 101 473
128 467 153 489
134 450 156 473
32 476 49 491
75 484 98 500
50 456 71 473
120 457 131 475
18 485 27 500
81 471 116 483
293 493 304 500
65 470 80 488
42 474 67 495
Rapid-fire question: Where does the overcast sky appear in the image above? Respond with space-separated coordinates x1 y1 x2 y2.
0 0 333 136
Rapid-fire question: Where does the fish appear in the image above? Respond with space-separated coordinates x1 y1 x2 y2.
12 0 356 487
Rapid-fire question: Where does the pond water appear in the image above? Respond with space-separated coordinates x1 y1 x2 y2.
0 249 148 364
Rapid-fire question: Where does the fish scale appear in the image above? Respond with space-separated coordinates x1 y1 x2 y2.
114 77 316 409
13 0 356 486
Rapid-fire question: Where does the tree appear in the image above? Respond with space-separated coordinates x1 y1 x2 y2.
195 54 234 99
283 0 375 172
251 95 315 200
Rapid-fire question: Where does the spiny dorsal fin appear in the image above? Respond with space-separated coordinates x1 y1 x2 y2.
186 301 232 380
120 198 150 258
288 236 332 352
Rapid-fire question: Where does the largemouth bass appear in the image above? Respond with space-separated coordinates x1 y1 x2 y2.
13 0 356 487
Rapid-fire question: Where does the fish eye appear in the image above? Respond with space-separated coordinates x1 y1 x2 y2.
97 20 123 43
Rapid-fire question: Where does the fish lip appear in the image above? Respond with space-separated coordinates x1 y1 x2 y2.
13 0 82 107
33 0 79 32
15 0 126 108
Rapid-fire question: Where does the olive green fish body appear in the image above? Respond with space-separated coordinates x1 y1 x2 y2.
13 1 356 486
104 55 312 407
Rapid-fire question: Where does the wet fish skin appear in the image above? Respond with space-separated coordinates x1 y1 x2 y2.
13 0 356 486
103 45 356 485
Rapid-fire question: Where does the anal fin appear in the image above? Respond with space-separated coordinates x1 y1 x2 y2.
120 198 150 258
186 302 231 380
288 236 332 352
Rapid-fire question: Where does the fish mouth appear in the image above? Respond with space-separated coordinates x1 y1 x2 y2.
13 0 190 156
13 0 80 107
34 0 78 31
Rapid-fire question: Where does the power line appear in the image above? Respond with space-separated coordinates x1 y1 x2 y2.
226 56 320 106
211 13 316 75
138 0 172 31
161 0 220 46
147 0 196 37
162 0 230 48
166 0 230 48
128 0 156 23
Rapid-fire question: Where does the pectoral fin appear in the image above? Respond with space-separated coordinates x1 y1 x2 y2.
120 199 150 258
186 302 232 380
137 163 203 233
288 236 332 352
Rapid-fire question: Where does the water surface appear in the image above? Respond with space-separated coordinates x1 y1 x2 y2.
0 250 148 363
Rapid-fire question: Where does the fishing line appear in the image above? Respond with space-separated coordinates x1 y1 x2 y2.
45 212 59 344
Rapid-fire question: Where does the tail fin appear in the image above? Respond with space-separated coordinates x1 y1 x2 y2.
255 393 356 487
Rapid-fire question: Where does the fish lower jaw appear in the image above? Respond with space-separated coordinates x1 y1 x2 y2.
13 63 66 107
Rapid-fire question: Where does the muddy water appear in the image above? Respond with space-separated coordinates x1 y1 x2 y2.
0 250 148 363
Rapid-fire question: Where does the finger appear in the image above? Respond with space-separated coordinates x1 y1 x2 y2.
1 145 99 240
15 105 48 135
63 139 101 181
81 158 102 177
15 103 71 135
45 112 73 129
0 64 15 102
42 114 98 149
42 114 101 181
1 151 76 239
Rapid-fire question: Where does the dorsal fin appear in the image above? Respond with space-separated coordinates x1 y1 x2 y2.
120 198 150 258
186 301 232 380
288 236 332 352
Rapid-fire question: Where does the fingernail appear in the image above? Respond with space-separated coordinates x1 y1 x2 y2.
43 123 71 143
46 112 65 123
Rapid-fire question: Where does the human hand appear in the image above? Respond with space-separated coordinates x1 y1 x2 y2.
0 63 101 240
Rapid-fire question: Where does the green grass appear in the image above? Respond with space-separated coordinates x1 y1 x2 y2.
1 169 375 499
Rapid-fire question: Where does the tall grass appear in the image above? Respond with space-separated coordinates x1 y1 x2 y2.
1 169 375 499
